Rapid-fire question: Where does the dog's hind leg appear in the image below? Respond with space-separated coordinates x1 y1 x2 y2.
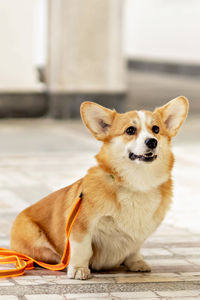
10 212 61 264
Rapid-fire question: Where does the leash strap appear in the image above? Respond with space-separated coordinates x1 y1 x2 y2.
0 193 83 278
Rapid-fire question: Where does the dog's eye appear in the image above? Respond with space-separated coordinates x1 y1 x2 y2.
152 125 159 134
126 126 137 135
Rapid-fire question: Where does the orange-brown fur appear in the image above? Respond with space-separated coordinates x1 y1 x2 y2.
10 96 189 279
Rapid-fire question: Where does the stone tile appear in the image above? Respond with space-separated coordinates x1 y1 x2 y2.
178 273 200 282
179 272 200 276
144 242 200 249
115 273 183 283
110 291 157 298
152 264 200 273
0 238 9 248
25 296 65 300
187 258 200 265
14 275 44 280
141 248 172 257
112 271 200 283
0 279 14 286
171 298 200 300
66 298 112 300
33 274 115 285
0 189 28 213
0 215 16 236
0 232 6 238
0 297 18 300
64 293 110 299
28 268 64 277
41 275 57 279
54 276 115 285
148 235 200 243
13 275 48 285
150 272 200 282
147 258 191 266
156 290 200 297
170 247 200 256
93 272 137 278
154 224 191 236
132 299 158 300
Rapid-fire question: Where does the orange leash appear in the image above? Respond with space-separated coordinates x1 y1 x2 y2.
0 193 83 278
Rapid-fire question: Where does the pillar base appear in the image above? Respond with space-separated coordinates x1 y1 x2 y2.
48 92 126 119
0 93 48 117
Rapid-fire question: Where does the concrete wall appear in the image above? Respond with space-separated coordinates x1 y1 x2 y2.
0 0 44 91
123 0 200 63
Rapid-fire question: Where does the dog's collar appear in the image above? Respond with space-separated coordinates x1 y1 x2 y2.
109 174 115 180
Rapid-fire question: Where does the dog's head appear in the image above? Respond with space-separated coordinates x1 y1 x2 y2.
81 97 189 191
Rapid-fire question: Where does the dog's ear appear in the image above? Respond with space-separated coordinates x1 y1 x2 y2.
80 102 116 141
155 96 189 137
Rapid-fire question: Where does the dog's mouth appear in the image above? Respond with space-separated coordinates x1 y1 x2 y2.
129 152 157 162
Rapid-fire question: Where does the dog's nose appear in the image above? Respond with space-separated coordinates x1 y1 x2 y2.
145 138 157 149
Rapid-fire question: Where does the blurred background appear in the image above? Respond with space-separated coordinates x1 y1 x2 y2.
0 0 200 117
0 0 200 244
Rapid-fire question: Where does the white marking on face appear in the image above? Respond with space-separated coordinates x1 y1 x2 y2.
138 111 146 130
126 111 156 157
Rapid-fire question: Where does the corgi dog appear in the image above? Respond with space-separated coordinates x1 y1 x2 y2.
10 96 189 280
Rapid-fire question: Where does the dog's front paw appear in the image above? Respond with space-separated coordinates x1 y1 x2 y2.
67 266 91 280
128 259 151 272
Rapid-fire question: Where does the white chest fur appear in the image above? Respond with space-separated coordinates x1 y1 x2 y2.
115 186 161 242
90 186 161 270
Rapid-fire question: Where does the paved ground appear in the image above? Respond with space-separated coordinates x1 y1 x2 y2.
0 116 200 299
